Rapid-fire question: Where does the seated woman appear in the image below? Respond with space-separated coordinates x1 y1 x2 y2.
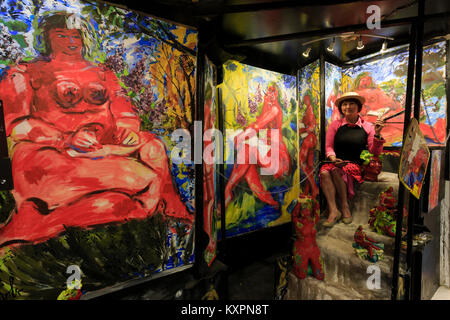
0 12 192 247
320 92 385 227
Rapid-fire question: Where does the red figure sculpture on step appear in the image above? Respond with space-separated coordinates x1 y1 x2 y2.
292 196 324 280
224 84 290 209
353 226 384 262
368 187 397 237
362 156 383 182
379 186 396 208
0 13 192 248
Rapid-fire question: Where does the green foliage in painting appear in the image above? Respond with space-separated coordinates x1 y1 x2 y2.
0 213 193 299
0 191 15 225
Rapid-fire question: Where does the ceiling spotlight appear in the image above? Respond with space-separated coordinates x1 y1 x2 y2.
380 40 388 53
357 36 364 50
302 47 311 58
327 38 335 52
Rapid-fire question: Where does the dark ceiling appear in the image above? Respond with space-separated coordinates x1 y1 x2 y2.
105 0 450 75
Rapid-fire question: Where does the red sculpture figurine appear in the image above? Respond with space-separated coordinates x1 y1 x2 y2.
379 186 396 208
362 156 382 182
292 196 324 280
353 225 384 262
368 187 397 237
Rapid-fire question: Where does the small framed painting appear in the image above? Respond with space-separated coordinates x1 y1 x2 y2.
398 118 431 200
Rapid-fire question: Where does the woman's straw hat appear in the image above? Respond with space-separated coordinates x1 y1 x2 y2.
335 91 365 108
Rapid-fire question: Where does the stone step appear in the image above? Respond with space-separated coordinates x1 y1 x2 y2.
285 272 390 300
316 236 393 296
317 222 396 256
286 171 400 300
349 171 399 225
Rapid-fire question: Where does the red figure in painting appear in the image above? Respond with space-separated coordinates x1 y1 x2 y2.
203 83 217 264
355 73 446 144
224 84 290 208
292 196 324 280
353 74 404 145
0 12 192 247
298 94 319 198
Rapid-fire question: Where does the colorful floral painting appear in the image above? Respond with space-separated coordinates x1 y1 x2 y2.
203 56 219 265
419 42 447 146
399 119 430 199
325 62 343 129
0 0 196 299
298 61 320 200
220 60 298 237
341 41 446 147
343 50 409 146
428 149 442 212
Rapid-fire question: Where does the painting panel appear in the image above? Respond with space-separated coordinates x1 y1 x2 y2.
298 60 320 200
324 62 343 129
220 60 298 237
342 41 447 147
427 149 442 212
0 0 196 299
343 51 409 147
419 42 447 146
203 56 219 266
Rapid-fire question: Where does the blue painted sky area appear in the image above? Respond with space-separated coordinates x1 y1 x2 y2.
298 60 319 91
242 63 297 104
344 51 409 84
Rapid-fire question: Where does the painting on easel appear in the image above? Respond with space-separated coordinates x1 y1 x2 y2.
398 118 431 199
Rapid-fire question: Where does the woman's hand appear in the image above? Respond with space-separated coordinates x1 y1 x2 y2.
329 155 347 167
374 116 385 135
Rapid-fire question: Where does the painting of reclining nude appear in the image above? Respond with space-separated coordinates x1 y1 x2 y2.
0 0 196 299
220 60 298 238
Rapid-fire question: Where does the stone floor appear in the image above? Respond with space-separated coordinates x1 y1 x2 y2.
431 286 450 300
